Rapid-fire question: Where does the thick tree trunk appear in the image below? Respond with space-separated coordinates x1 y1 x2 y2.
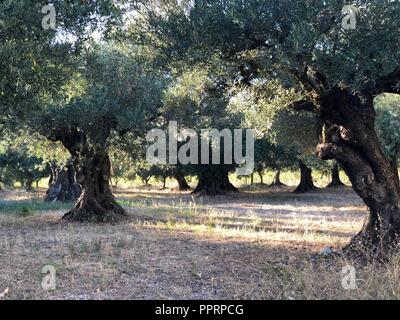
25 178 33 192
63 153 128 222
314 87 400 257
44 162 81 202
250 173 254 185
327 162 345 188
294 161 317 193
270 170 285 187
175 174 190 191
192 169 238 196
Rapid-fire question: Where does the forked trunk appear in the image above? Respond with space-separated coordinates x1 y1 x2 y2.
63 153 128 222
327 162 345 188
315 88 400 257
192 169 238 196
294 161 317 193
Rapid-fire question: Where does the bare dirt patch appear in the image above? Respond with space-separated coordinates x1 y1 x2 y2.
1 187 399 300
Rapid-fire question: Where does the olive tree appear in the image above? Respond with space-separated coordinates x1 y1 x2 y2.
144 0 400 256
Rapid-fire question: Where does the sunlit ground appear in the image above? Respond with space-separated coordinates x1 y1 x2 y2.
1 184 400 300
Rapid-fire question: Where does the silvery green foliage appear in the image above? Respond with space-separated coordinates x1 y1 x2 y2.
145 0 400 93
375 93 400 160
229 79 319 166
0 0 123 128
44 43 165 150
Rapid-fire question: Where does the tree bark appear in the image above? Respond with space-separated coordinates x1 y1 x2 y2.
175 174 190 191
44 162 81 202
63 153 128 222
25 178 33 192
314 87 400 257
294 161 317 193
327 162 345 188
270 169 285 187
192 169 238 196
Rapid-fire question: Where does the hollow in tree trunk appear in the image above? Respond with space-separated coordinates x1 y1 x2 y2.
192 168 238 196
270 169 285 187
44 162 81 202
327 162 345 188
294 161 317 193
63 153 128 223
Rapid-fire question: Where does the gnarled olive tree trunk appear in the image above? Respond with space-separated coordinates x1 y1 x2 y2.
326 162 345 188
44 162 81 202
63 153 127 222
192 168 238 196
314 88 400 257
47 124 128 223
294 161 317 193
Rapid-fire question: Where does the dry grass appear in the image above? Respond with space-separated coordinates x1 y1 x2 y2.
1 186 400 300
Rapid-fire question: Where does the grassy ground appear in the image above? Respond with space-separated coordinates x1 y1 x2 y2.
1 185 400 300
